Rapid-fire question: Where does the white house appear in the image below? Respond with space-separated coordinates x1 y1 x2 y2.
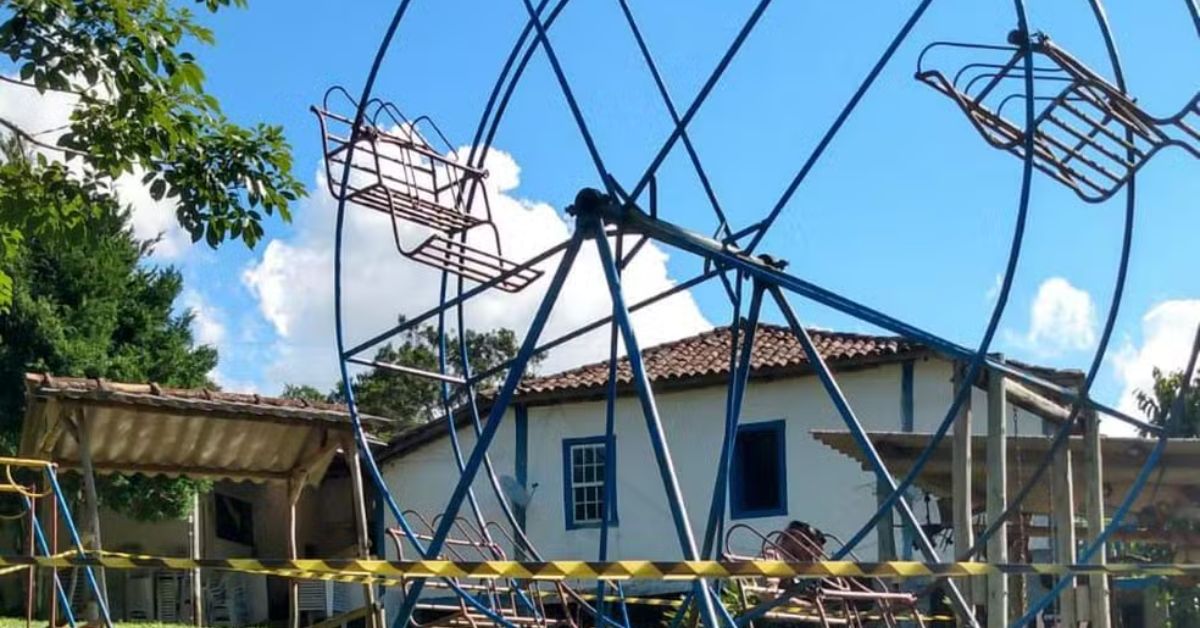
376 323 1070 590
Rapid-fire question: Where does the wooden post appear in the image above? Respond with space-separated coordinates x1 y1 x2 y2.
986 366 1009 627
73 411 108 614
1084 412 1111 628
1052 438 1077 627
1011 514 1028 621
952 363 975 604
875 478 898 560
346 435 383 628
288 477 302 628
191 490 204 628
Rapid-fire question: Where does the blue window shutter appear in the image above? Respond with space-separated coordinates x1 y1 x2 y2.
729 419 788 519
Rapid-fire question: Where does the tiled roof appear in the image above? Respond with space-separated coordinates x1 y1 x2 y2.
378 324 927 462
515 323 925 402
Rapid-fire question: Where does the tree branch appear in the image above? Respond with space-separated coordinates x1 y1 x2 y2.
0 73 89 98
0 116 89 157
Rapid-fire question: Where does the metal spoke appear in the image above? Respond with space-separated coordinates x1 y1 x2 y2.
626 0 774 204
518 0 614 190
700 281 761 558
590 218 721 627
614 0 733 237
392 231 586 626
743 0 936 253
766 286 979 628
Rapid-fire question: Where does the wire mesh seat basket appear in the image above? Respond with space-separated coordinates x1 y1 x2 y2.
312 87 543 293
388 513 579 627
916 32 1199 203
724 523 926 627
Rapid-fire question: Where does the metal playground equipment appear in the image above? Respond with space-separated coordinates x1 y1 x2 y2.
0 458 113 628
320 1 1200 627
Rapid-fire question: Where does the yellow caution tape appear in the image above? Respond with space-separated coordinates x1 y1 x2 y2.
0 553 1196 581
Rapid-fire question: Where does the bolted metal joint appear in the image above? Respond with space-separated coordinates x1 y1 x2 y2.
566 187 627 226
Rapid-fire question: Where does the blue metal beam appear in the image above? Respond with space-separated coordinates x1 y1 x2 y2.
518 0 612 190
700 282 763 559
588 218 721 627
742 0 936 253
45 465 113 627
24 495 77 628
392 230 586 626
343 237 574 359
764 286 978 627
577 197 1158 435
625 0 774 205
614 0 732 237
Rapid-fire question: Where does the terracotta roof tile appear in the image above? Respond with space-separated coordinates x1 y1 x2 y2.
378 324 926 461
515 323 923 400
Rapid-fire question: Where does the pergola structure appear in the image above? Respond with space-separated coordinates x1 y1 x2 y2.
813 424 1200 625
18 373 392 628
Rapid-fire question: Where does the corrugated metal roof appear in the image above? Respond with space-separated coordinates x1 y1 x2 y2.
19 374 391 484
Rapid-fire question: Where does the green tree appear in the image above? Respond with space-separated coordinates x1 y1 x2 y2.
1128 366 1200 627
280 383 329 404
325 320 536 438
0 176 217 521
0 0 304 308
1134 367 1200 438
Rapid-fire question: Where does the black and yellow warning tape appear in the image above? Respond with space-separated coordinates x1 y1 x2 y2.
1 554 1196 581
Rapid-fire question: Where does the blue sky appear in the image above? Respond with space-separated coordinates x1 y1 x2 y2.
19 1 1199 423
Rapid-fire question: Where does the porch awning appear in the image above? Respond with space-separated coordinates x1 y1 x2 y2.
811 429 1200 517
19 373 391 485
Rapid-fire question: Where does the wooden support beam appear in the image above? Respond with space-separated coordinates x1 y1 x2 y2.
986 365 1009 627
875 477 898 560
346 435 384 628
73 411 109 616
952 363 975 604
1084 412 1111 628
1003 380 1072 425
288 475 302 628
1052 438 1078 627
31 396 62 456
191 491 203 628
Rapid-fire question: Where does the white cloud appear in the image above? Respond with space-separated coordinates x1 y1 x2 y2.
1012 277 1098 356
1113 300 1200 419
984 273 1002 303
0 75 189 258
242 147 712 389
180 289 226 347
209 368 259 394
115 168 190 257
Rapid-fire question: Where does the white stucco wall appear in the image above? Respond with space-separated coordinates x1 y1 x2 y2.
380 355 1045 597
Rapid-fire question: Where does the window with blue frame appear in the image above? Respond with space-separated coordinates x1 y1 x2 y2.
730 419 787 518
562 436 617 529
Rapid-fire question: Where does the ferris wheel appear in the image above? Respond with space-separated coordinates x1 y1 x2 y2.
312 1 1200 626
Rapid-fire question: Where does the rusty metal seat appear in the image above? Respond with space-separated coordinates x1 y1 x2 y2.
313 87 543 292
917 31 1199 203
725 522 926 627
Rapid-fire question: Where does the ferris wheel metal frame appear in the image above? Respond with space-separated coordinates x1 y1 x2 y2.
321 1 1200 626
